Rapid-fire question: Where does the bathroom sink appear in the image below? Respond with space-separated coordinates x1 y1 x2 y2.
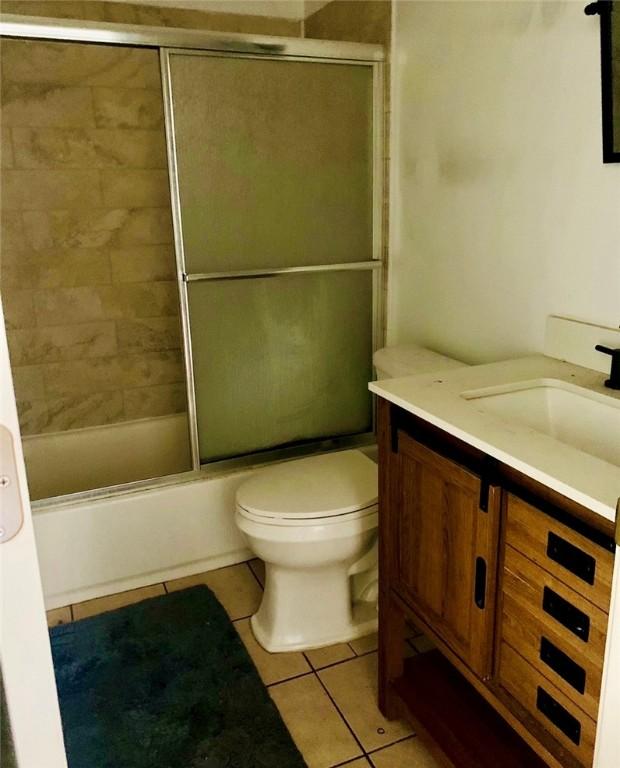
462 379 620 467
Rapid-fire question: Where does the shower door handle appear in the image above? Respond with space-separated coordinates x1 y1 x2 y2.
0 425 24 543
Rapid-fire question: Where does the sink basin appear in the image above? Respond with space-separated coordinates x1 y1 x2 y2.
462 379 620 467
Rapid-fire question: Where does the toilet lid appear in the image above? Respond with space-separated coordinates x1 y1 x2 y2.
236 450 378 520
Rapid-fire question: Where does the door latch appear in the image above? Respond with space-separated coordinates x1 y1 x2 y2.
0 426 24 544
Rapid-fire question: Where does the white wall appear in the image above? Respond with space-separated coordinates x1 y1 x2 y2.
389 1 620 365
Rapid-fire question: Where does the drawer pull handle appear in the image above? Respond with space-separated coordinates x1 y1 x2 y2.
547 532 596 585
536 687 581 745
539 637 586 694
542 587 590 642
474 556 486 609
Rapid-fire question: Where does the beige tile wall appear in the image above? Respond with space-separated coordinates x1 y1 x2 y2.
0 0 301 37
0 38 186 434
0 2 302 438
305 0 391 47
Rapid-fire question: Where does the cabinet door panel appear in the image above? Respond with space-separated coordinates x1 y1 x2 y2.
395 431 499 678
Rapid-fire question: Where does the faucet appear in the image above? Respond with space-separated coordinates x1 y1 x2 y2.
595 345 620 390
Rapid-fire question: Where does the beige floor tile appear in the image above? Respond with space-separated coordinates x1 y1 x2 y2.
352 623 420 658
269 674 362 768
47 606 72 627
72 584 165 620
410 634 436 654
318 653 413 752
350 632 378 656
305 642 355 670
234 618 311 686
340 759 372 767
248 557 265 587
165 563 262 620
370 736 446 767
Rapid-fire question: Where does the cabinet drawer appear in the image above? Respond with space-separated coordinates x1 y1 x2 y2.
505 494 613 611
499 642 596 767
503 547 609 674
501 575 602 720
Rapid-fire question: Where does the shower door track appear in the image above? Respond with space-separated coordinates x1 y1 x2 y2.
0 15 386 505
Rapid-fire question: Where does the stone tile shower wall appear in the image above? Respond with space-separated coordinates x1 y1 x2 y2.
0 0 301 37
0 39 185 435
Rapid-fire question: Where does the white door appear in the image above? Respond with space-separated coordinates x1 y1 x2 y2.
0 298 67 768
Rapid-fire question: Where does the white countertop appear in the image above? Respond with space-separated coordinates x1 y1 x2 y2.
369 355 620 522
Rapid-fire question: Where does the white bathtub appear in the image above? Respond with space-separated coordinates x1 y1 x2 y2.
29 423 377 609
23 412 192 500
33 469 255 609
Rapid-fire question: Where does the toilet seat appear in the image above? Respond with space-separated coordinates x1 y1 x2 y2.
237 502 378 528
236 449 378 523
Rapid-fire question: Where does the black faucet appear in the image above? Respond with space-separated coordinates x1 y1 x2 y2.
595 345 620 390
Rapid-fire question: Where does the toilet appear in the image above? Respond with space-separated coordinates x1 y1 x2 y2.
235 344 466 653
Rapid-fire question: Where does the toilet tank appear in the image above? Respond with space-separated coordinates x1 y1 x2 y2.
372 344 467 380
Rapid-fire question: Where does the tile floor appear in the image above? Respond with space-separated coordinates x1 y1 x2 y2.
47 560 445 768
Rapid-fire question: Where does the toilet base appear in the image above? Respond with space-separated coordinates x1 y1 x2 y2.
252 602 377 653
251 560 378 653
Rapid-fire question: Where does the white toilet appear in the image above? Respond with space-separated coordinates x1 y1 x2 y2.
235 344 466 653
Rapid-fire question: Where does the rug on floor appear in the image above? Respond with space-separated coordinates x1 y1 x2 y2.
50 586 307 768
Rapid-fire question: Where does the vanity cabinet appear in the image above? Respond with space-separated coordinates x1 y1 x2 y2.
495 493 614 767
386 416 501 679
377 399 616 768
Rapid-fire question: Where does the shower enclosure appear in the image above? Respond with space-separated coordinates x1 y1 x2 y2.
0 14 385 501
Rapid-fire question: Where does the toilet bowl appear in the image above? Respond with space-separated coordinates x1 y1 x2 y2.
235 344 468 653
236 450 379 652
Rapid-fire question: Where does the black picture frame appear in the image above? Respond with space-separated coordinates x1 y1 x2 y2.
586 0 620 163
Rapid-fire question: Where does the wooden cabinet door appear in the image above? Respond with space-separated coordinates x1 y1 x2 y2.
391 429 501 679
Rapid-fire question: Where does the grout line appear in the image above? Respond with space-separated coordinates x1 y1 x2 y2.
329 756 372 768
246 560 264 590
316 657 419 760
265 669 314 689
366 732 417 756
349 646 379 660
68 604 74 621
162 580 169 594
304 650 364 674
313 670 367 760
230 611 257 622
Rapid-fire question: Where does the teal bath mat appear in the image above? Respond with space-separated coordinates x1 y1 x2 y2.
50 586 306 768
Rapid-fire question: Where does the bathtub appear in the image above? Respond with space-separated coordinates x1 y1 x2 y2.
28 418 377 609
33 468 255 609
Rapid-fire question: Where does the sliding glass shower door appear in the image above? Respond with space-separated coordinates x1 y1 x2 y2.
163 49 380 464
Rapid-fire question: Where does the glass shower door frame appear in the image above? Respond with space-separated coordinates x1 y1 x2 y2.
160 47 385 471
